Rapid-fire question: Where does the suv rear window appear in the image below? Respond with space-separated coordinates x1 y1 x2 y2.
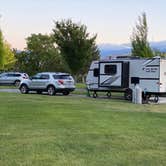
53 75 71 80
14 74 21 77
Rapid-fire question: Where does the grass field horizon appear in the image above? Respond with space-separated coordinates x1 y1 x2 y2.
0 92 166 166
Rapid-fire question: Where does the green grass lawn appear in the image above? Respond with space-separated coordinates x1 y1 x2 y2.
0 92 166 166
76 83 86 89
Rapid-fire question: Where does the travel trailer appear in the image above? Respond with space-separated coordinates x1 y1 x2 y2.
86 56 166 102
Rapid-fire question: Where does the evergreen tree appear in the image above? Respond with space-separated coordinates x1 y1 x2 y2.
131 13 154 58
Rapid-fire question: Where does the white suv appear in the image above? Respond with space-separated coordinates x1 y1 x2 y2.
0 72 29 86
19 72 75 95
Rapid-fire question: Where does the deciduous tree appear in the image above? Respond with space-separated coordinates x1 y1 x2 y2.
0 30 15 70
15 33 67 75
3 42 16 70
52 19 99 79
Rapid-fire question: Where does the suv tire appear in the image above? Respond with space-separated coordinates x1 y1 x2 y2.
47 85 55 96
20 85 29 94
14 80 20 87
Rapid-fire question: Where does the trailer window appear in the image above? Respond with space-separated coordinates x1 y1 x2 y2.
104 65 117 75
93 68 99 77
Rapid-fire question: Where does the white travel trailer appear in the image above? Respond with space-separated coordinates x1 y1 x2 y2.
86 56 166 102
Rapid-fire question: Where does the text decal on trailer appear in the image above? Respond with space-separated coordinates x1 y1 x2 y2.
142 67 158 73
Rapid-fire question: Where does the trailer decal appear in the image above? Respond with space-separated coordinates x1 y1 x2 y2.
100 76 120 86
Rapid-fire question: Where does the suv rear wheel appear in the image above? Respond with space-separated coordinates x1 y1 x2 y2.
20 85 29 94
14 80 20 86
47 86 55 96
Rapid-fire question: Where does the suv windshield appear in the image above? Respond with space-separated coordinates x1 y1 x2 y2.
53 75 71 80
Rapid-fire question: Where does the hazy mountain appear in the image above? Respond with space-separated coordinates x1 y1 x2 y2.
99 43 131 57
99 41 166 57
150 41 166 52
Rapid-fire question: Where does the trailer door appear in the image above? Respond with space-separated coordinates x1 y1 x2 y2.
99 62 123 87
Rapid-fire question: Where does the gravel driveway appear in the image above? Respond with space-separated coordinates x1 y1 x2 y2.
0 89 19 93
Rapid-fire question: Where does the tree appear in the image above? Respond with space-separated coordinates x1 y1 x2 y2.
14 50 31 73
52 19 99 79
15 33 67 75
3 42 16 70
0 30 4 69
131 12 154 58
0 30 15 70
154 50 166 58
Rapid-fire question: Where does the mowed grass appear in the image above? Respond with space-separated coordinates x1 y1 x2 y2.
75 83 86 89
0 93 166 166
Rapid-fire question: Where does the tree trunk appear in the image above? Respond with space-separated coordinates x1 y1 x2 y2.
82 75 85 83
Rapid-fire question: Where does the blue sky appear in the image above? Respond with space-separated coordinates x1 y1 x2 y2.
0 0 166 49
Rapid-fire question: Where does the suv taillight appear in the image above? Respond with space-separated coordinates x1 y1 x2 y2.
58 80 64 85
22 76 28 79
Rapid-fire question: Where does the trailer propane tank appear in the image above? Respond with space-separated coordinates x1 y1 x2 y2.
132 87 136 103
135 84 142 104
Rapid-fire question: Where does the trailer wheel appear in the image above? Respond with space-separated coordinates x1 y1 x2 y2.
107 92 111 98
93 92 98 98
124 89 132 101
154 95 159 103
142 94 150 104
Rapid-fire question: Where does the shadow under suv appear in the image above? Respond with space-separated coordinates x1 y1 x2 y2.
19 72 75 95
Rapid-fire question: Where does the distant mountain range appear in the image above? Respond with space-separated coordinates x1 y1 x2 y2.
99 41 166 57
